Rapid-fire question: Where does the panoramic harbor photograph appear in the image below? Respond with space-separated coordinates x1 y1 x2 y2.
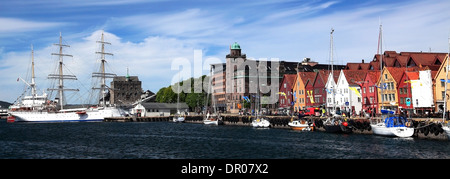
1 0 450 175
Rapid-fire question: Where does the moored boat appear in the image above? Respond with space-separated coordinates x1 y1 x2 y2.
370 109 414 137
323 117 352 133
8 33 127 122
252 117 270 128
288 119 314 131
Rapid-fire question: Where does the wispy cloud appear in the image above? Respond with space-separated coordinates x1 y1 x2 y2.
0 17 65 35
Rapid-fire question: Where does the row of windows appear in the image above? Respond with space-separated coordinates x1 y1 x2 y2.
381 93 396 102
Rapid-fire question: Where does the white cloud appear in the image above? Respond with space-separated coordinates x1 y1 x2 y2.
0 30 213 103
0 17 65 35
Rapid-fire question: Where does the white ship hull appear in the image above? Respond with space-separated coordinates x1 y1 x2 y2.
203 119 218 125
252 119 270 128
10 107 125 122
371 123 414 138
443 126 450 139
173 116 185 123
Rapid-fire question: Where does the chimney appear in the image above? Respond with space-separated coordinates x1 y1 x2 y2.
362 59 365 63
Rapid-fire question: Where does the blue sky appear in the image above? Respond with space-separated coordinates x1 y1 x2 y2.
1 0 449 103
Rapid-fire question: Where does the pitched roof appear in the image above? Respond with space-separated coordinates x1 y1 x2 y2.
405 71 419 81
343 70 368 86
365 71 381 83
371 51 447 69
297 72 316 86
385 67 406 84
282 74 297 87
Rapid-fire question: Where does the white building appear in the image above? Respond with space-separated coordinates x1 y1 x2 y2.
411 70 433 112
335 70 367 115
325 71 339 114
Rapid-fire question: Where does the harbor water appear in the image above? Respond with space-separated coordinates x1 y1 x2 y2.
0 121 449 159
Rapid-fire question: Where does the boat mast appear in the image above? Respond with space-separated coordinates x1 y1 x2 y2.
330 28 336 114
48 32 77 110
378 23 384 112
93 32 115 107
30 44 36 102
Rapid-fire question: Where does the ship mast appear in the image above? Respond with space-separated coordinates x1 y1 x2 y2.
30 44 36 101
48 32 78 110
92 32 115 107
330 28 336 114
378 23 384 111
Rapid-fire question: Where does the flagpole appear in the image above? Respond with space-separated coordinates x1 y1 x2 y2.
443 36 450 122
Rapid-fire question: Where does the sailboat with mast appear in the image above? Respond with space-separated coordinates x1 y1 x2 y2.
323 28 353 133
251 63 270 128
9 32 125 122
8 45 48 115
173 73 185 123
369 24 414 137
203 66 223 125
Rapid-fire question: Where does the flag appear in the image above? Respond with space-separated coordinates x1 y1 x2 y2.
374 84 386 89
349 87 361 97
307 90 314 103
277 92 287 99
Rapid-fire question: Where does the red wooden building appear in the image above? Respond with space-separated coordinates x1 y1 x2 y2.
278 74 297 109
361 71 380 114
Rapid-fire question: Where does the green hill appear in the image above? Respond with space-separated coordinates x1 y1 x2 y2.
0 101 12 109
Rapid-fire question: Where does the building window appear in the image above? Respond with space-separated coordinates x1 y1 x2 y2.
385 74 388 80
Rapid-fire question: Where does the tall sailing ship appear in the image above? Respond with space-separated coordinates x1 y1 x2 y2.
8 32 126 122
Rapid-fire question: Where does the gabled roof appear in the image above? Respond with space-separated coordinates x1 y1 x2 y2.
365 71 381 84
280 74 297 89
405 71 419 81
297 72 316 87
385 67 407 84
343 70 368 86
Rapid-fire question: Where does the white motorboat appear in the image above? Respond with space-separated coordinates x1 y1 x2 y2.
288 120 314 131
370 109 414 138
203 113 222 125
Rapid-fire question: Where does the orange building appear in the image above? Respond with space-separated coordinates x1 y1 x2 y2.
292 71 316 112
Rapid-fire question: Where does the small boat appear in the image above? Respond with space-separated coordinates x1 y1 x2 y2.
252 117 270 128
323 116 352 133
172 112 185 123
288 119 314 131
203 113 223 125
173 116 185 123
370 109 414 138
